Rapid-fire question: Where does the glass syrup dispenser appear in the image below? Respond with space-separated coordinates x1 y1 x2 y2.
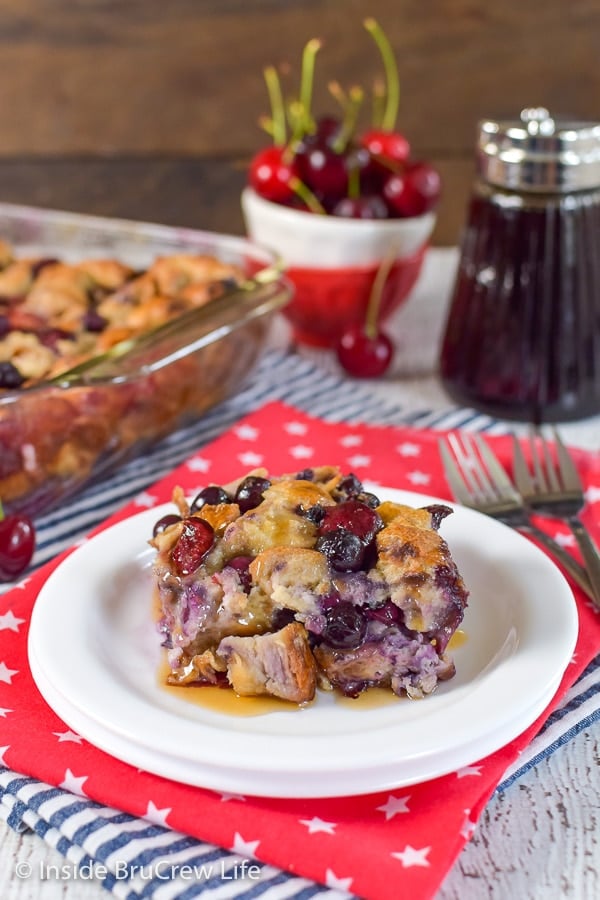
440 108 600 422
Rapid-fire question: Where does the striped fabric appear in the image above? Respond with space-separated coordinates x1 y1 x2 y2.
2 347 598 899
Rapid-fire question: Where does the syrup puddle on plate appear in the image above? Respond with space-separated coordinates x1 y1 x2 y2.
156 629 467 717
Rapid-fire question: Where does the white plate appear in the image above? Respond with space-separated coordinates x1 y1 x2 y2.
28 489 578 798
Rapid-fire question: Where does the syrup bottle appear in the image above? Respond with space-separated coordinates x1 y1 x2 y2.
440 108 600 422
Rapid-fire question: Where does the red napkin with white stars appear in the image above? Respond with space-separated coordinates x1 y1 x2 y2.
1 401 599 900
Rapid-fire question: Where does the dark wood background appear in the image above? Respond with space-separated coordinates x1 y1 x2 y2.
1 0 599 245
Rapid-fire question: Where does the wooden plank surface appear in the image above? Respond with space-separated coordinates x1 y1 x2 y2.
1 0 599 243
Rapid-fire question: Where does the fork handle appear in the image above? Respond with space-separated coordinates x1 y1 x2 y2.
520 523 594 600
568 518 600 607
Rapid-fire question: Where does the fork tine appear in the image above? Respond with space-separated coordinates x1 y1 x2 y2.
438 438 474 506
528 426 552 493
462 433 498 497
472 434 521 501
552 426 584 492
512 435 536 497
535 426 562 492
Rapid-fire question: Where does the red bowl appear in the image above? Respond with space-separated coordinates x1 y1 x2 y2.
284 246 427 347
241 188 435 348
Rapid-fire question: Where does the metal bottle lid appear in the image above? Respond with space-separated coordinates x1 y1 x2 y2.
477 108 600 192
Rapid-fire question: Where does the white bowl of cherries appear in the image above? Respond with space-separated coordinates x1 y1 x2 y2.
242 19 440 377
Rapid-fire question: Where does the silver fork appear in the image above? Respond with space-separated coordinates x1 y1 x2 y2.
439 432 594 600
513 427 600 607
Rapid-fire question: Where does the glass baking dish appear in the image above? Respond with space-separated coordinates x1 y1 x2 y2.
0 203 292 517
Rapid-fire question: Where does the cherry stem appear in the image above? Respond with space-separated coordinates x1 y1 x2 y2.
364 18 399 132
0 500 4 522
371 78 386 128
258 114 275 139
365 247 398 339
299 38 322 134
289 176 326 214
263 66 287 147
328 79 347 110
347 164 360 199
332 85 364 154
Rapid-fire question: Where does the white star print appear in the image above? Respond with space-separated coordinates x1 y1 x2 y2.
585 485 600 504
299 816 337 834
552 531 576 548
456 764 482 778
283 421 308 436
339 434 363 447
144 801 172 827
187 456 212 473
289 445 314 460
391 844 431 868
53 730 83 744
460 809 477 840
230 832 260 858
0 746 9 765
347 454 371 468
376 794 411 819
220 792 246 802
396 442 421 457
59 769 88 796
0 611 25 632
406 470 431 486
0 708 12 718
0 662 18 684
13 577 31 590
325 869 353 892
238 451 264 467
134 491 157 508
234 425 259 441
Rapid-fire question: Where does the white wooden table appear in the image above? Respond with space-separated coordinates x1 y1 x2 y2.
2 249 599 899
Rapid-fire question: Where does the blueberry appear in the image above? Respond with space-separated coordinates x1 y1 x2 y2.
0 361 25 389
82 310 108 332
316 528 366 572
323 601 367 649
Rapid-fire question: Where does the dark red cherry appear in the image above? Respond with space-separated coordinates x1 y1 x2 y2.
227 555 254 592
320 500 383 543
332 195 389 220
336 325 394 378
152 513 181 537
190 485 230 513
366 601 401 626
234 476 271 513
383 161 441 217
295 143 349 202
0 510 35 581
170 517 214 577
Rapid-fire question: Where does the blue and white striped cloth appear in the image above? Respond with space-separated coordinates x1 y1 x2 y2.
1 347 599 900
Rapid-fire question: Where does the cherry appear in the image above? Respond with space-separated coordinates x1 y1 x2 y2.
332 194 388 220
336 248 395 378
319 500 383 543
0 503 35 581
249 146 299 204
170 516 214 577
337 326 394 378
383 161 441 217
190 485 230 513
227 555 254 592
234 476 271 513
360 129 410 167
152 513 181 538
